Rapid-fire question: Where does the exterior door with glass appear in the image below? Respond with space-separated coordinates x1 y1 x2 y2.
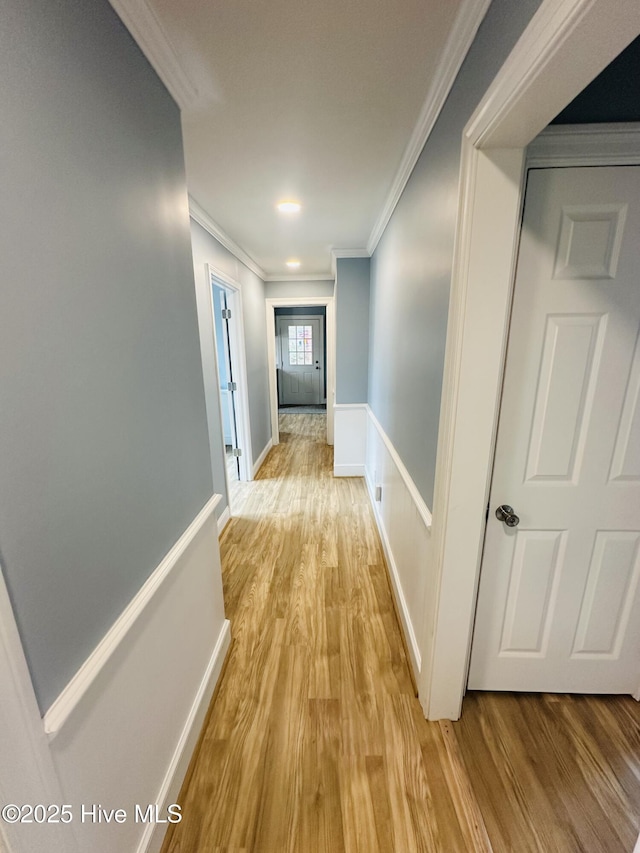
277 316 323 406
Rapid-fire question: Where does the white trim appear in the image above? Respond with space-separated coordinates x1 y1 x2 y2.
364 457 423 678
43 494 222 737
138 619 231 853
217 506 231 536
527 123 640 168
333 404 367 477
334 464 365 477
366 0 492 254
367 407 432 531
264 274 335 282
0 568 80 853
265 297 335 447
333 402 368 410
108 0 199 109
253 438 273 477
208 264 254 484
330 248 370 277
423 0 640 721
466 0 640 148
190 198 266 281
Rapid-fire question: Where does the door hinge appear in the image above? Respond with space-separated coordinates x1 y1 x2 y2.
221 308 232 319
227 381 237 391
232 448 242 457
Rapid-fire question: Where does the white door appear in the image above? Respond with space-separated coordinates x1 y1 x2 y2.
277 316 323 406
469 165 640 694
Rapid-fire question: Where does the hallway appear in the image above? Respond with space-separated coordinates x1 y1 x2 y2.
162 416 640 852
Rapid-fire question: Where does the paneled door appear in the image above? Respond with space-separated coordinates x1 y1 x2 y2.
469 165 640 694
277 316 323 406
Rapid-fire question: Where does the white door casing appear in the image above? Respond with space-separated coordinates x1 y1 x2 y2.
207 265 254 484
421 0 640 721
276 315 324 406
469 165 640 693
265 297 335 446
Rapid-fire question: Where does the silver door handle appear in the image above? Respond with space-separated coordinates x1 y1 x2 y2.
495 504 520 527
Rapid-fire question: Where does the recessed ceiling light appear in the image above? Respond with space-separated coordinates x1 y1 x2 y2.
277 201 301 214
286 259 301 269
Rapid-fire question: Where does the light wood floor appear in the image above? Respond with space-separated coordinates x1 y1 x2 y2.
162 414 640 852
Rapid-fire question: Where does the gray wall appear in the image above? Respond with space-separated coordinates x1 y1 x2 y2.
190 220 271 480
265 280 334 298
335 258 370 404
1 0 213 712
368 0 543 508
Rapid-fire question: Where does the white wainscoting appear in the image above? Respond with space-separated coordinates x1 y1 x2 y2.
364 409 432 681
41 494 230 853
333 404 368 476
334 403 433 686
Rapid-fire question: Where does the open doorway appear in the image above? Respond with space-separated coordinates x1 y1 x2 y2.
265 296 335 446
208 266 253 512
275 306 326 413
213 284 241 497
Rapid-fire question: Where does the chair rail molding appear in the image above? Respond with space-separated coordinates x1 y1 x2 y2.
0 490 229 853
362 405 432 680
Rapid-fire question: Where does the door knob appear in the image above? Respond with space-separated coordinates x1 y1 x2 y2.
495 504 520 527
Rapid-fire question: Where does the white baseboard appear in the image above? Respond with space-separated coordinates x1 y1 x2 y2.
364 408 432 682
253 438 273 477
334 463 365 477
140 619 231 853
365 473 422 677
217 506 231 536
46 495 229 853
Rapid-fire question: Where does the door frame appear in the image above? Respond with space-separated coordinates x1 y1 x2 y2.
275 313 326 407
420 0 640 721
207 264 254 486
265 297 335 446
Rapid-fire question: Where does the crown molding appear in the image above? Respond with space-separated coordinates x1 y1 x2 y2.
330 248 371 276
465 0 640 149
109 0 200 109
331 249 370 258
188 197 267 281
264 274 335 282
527 123 640 168
366 0 492 255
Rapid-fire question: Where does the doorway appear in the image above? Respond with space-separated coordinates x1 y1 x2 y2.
265 296 335 446
275 308 326 410
419 2 640 721
213 284 241 494
208 265 253 504
469 163 640 695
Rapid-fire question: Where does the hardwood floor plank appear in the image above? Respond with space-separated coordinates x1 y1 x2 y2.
163 415 640 853
454 692 640 852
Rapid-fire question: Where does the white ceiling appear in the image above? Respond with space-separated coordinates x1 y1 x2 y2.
113 0 487 278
